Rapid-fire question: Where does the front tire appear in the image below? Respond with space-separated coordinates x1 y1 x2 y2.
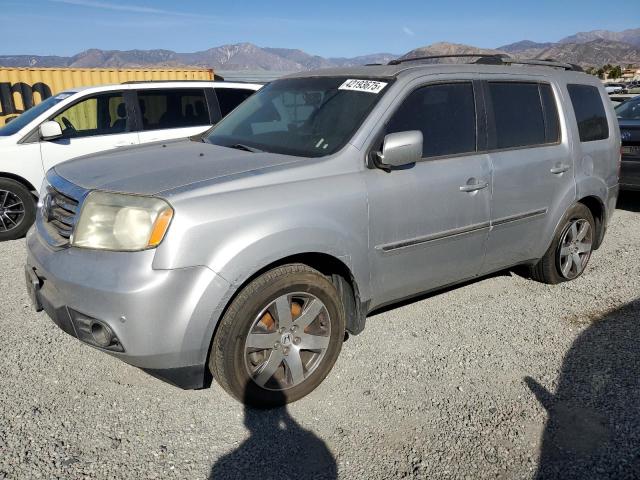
530 203 595 284
0 178 36 241
209 264 345 408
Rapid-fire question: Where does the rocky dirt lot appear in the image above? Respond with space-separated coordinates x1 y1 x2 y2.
1 194 639 480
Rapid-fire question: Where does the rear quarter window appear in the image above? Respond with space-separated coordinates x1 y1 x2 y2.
215 88 255 117
567 84 609 142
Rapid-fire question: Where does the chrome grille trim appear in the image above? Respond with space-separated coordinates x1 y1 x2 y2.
37 171 89 248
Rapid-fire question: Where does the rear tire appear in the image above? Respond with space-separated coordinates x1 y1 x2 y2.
0 178 36 242
209 264 345 408
530 203 595 284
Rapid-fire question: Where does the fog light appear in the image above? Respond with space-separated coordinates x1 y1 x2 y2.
90 322 113 348
68 309 124 352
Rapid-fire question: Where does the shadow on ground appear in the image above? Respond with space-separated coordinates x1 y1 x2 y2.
209 386 337 480
616 191 640 213
525 299 640 479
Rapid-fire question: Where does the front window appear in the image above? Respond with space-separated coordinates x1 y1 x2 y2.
53 92 130 139
386 82 477 157
0 94 66 137
204 77 391 157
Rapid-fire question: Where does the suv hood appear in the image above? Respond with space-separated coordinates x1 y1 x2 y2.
54 139 302 195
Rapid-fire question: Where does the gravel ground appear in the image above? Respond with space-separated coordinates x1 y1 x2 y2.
1 194 639 480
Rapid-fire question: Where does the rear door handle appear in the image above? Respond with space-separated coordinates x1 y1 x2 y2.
550 164 570 174
459 181 488 193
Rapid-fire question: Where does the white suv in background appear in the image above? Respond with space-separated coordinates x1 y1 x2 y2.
0 81 261 240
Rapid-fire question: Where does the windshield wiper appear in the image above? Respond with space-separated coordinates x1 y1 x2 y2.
229 143 263 153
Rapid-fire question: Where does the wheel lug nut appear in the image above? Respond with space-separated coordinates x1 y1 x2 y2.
293 337 301 345
291 325 298 332
283 347 290 355
274 342 280 350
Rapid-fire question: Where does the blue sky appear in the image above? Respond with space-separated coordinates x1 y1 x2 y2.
1 0 638 57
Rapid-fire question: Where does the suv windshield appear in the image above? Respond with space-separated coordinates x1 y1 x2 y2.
616 97 640 120
205 77 391 157
0 94 68 137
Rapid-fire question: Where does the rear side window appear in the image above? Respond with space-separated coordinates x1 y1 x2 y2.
216 88 255 117
136 89 209 131
487 82 546 149
386 82 476 158
567 84 609 142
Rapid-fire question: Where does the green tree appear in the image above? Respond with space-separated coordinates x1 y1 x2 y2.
609 65 623 79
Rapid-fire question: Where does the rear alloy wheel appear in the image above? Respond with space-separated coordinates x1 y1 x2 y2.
209 264 345 408
530 203 595 284
557 218 593 280
0 178 36 241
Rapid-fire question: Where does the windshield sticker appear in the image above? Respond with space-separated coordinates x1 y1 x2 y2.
339 79 388 94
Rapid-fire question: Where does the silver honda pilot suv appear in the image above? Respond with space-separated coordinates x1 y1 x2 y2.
26 59 620 407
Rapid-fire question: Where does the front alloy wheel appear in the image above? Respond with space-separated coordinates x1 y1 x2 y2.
245 293 331 390
209 264 345 408
0 178 36 241
0 189 25 233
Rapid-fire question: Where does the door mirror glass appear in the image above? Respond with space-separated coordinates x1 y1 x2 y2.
377 131 423 168
39 121 63 141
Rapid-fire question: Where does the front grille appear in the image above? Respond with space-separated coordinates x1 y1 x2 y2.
41 187 80 246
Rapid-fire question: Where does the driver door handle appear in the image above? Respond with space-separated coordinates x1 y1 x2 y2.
550 164 570 174
459 182 488 193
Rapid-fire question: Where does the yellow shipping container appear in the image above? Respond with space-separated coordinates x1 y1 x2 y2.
0 67 214 126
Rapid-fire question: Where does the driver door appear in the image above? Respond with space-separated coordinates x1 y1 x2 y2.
40 91 139 173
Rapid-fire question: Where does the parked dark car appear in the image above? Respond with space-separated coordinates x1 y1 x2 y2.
616 96 640 190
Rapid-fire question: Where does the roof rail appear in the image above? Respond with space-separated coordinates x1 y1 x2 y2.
483 56 584 72
387 53 584 72
388 54 505 65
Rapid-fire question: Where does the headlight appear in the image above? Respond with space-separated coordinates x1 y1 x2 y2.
72 191 173 251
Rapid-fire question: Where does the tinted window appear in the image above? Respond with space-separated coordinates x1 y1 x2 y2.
488 82 545 149
53 92 129 139
567 84 609 142
540 84 560 144
137 89 209 131
216 88 254 117
386 82 476 158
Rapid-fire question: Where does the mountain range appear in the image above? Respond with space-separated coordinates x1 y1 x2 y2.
1 28 638 71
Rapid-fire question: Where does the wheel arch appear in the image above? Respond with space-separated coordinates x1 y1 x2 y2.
197 251 368 390
0 172 37 193
220 252 367 337
577 195 606 249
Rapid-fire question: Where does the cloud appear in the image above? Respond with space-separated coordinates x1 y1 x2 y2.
402 26 415 36
48 0 200 17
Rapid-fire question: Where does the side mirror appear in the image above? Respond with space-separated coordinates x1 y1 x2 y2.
377 130 423 168
39 121 63 141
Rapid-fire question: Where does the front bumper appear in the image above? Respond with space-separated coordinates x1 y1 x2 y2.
25 228 231 389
